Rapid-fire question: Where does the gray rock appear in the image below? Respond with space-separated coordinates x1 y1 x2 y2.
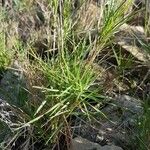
73 95 143 149
0 60 29 149
0 60 27 107
70 136 123 150
115 95 143 127
0 60 27 145
0 98 16 128
101 145 123 150
70 136 102 150
98 95 143 147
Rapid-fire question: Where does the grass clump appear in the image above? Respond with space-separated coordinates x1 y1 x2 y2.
28 43 102 145
0 0 149 150
1 43 104 149
88 0 133 62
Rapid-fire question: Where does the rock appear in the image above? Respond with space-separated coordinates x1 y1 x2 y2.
70 136 123 150
73 95 143 149
0 60 27 107
0 60 30 149
0 98 20 129
116 95 143 125
0 98 24 150
115 23 150 64
70 136 102 150
73 0 103 38
101 145 123 150
97 95 143 148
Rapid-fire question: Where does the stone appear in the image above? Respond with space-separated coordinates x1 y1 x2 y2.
73 95 143 149
0 60 27 107
101 145 123 150
70 136 123 150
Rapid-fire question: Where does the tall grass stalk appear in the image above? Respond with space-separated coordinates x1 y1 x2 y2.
88 0 133 63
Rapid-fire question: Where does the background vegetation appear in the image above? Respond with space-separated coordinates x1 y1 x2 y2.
0 0 149 150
